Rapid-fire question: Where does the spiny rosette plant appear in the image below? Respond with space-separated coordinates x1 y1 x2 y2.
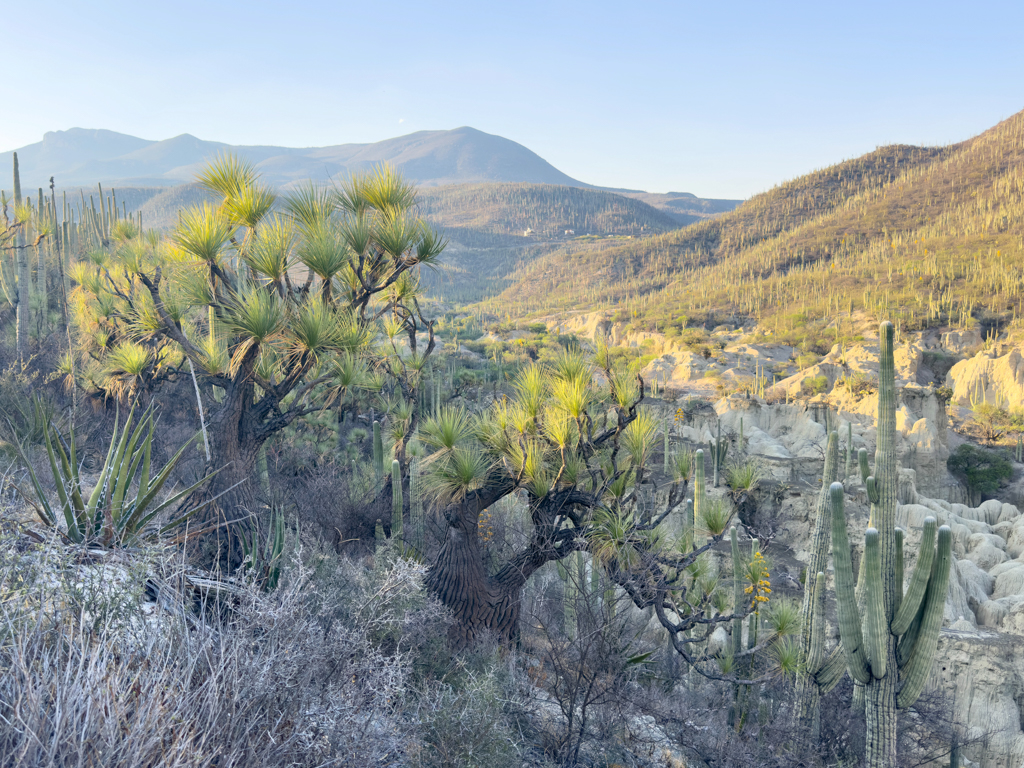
59 157 447 563
416 342 759 662
17 401 215 547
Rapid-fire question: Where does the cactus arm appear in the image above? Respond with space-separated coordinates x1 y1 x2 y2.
866 475 880 505
864 528 888 679
816 646 848 694
806 572 826 675
894 527 904 617
896 605 923 668
897 526 952 708
830 482 872 684
859 447 871 485
890 518 937 635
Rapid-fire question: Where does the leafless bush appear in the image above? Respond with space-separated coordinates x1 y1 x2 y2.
522 561 665 766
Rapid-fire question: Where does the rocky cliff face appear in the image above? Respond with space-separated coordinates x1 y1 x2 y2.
544 310 1024 766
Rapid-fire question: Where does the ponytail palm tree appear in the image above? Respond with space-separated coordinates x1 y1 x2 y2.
63 156 445 566
419 348 745 650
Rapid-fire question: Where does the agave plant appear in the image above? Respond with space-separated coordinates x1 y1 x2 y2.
240 505 287 591
18 402 217 547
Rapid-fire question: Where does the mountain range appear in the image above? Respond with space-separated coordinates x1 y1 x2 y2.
0 126 586 190
0 127 740 223
480 108 1024 338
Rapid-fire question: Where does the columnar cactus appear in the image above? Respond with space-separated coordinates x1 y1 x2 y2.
846 421 853 482
709 420 728 487
663 416 670 473
391 459 403 539
831 321 953 768
680 498 694 551
13 154 29 360
727 525 744 727
730 527 743 659
410 454 424 550
794 431 842 740
562 550 584 639
693 449 705 547
372 420 383 476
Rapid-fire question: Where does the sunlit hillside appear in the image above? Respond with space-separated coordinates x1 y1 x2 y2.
482 110 1024 343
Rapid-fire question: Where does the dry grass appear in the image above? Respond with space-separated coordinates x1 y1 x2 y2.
0 524 526 768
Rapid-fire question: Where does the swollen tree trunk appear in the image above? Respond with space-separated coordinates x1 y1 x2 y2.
427 505 522 645
426 485 520 646
426 483 582 647
186 367 264 571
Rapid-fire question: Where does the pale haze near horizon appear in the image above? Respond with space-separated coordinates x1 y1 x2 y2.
4 0 1024 199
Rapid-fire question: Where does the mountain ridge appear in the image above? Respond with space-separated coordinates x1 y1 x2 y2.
480 107 1024 339
1 126 589 191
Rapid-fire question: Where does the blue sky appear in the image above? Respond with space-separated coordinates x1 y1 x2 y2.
4 0 1024 198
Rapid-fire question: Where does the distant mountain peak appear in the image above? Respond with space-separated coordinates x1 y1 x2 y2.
0 126 588 191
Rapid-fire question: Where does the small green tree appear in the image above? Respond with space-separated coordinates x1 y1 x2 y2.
62 157 446 566
947 443 1012 505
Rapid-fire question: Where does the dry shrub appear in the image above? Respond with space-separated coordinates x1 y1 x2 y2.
0 529 526 768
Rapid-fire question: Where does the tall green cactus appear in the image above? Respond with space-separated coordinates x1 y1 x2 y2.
693 449 705 548
663 416 670 473
410 454 424 551
391 459 403 539
727 526 744 728
562 550 584 639
709 420 728 487
845 421 853 482
12 154 29 360
12 153 21 205
831 321 953 768
372 420 384 476
681 498 693 552
730 527 743 659
794 431 844 741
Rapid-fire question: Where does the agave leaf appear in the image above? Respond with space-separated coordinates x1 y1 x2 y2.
137 426 152 502
105 403 139 521
132 432 203 516
18 427 59 532
47 428 75 515
625 651 655 666
111 406 150 521
132 469 223 537
53 426 86 516
86 409 120 525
